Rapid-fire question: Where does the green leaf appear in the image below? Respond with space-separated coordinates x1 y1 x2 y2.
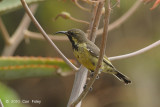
0 82 26 107
0 56 75 80
0 0 43 15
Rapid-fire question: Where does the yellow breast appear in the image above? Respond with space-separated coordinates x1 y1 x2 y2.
73 43 97 71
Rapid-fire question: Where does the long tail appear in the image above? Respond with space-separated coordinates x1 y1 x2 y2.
114 70 131 85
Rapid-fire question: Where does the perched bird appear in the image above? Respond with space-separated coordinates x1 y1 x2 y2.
55 29 131 84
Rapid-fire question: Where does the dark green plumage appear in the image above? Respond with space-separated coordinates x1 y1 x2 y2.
55 29 131 84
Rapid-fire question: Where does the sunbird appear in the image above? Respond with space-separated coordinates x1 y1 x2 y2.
55 29 131 84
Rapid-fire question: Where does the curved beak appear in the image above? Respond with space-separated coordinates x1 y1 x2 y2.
54 31 68 35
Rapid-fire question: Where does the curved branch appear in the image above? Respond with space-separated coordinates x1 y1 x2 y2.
109 40 160 61
20 0 79 71
74 0 90 12
70 16 90 25
96 0 142 35
24 30 68 41
54 12 89 25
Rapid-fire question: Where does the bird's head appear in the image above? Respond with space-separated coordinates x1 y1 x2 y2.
55 29 88 43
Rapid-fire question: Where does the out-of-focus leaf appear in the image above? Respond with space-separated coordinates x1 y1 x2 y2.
0 56 75 80
0 0 43 15
0 82 26 107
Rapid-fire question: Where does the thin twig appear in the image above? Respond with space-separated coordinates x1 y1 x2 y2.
71 1 110 106
24 30 68 41
2 5 38 56
74 0 90 12
97 0 142 35
109 40 160 61
54 12 89 25
87 2 98 39
70 16 90 25
0 17 11 45
20 0 79 71
88 1 104 42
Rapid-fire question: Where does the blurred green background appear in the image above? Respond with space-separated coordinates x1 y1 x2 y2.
0 0 160 107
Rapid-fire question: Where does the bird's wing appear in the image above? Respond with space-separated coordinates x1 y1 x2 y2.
86 41 100 58
103 56 114 68
86 41 114 68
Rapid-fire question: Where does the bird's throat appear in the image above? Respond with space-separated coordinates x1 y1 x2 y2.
67 36 79 51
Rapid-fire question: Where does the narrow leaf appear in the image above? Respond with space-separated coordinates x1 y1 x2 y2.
0 56 75 80
0 0 43 15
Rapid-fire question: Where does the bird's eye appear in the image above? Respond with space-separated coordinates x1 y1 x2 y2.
69 31 74 35
71 32 74 35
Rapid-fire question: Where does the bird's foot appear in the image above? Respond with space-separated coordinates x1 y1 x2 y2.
83 84 93 91
83 84 87 90
90 72 99 79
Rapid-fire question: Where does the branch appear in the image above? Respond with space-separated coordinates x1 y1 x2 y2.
74 0 90 12
88 1 104 42
87 2 98 39
96 0 142 35
20 0 79 71
24 30 68 41
54 11 89 25
69 15 90 25
1 4 38 56
109 40 160 61
70 0 111 106
0 17 11 45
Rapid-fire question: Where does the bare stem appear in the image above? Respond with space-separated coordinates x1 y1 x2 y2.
109 40 160 61
70 16 90 25
54 12 89 25
0 17 11 45
97 0 142 35
88 1 104 42
20 0 78 71
24 30 68 41
70 0 111 106
87 2 98 39
74 0 90 12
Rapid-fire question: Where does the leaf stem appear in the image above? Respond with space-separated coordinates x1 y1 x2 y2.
109 40 160 61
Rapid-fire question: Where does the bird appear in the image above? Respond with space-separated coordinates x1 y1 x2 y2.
55 29 131 84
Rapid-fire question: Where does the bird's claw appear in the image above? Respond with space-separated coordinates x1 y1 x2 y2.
90 72 99 79
83 84 87 90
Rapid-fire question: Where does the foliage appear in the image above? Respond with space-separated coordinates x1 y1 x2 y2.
0 0 42 15
0 82 26 107
0 57 75 80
